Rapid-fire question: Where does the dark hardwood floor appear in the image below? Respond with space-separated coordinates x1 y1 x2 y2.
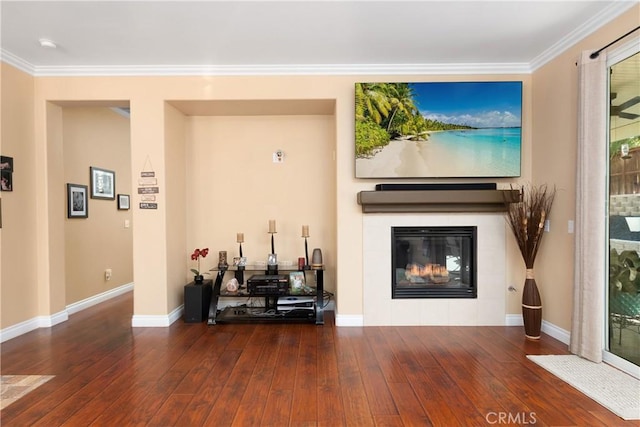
1 292 636 426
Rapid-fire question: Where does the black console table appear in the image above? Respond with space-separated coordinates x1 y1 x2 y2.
207 265 324 325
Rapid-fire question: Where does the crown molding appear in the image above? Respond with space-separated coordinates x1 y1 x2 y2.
13 62 530 77
529 1 638 71
1 1 634 78
0 49 35 75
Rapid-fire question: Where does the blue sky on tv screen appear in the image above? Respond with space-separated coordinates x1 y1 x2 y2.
409 82 522 129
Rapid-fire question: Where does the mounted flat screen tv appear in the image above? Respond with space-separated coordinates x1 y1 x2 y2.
355 81 522 178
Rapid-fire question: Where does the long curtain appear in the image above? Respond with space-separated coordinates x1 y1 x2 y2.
570 51 608 362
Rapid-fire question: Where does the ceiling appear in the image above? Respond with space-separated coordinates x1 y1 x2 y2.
1 1 637 76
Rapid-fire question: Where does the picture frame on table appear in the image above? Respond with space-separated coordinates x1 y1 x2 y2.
117 194 130 210
90 166 115 200
67 183 88 218
289 271 306 294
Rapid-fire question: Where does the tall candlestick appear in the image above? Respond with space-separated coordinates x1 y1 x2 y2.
239 243 243 258
271 234 275 254
302 225 309 238
236 233 244 243
268 220 276 233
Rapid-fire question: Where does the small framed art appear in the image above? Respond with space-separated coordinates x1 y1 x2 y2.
0 156 14 172
67 183 88 218
1 171 12 191
289 271 306 294
117 194 130 210
1 155 14 191
90 166 115 200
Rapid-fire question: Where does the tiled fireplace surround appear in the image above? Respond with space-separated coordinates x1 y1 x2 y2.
363 213 506 326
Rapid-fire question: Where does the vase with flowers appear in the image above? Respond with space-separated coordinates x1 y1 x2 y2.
505 184 555 340
190 248 210 284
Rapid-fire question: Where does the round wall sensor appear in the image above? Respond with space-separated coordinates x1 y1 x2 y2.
38 39 57 49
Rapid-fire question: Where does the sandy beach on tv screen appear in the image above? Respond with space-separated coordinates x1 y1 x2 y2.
356 135 518 178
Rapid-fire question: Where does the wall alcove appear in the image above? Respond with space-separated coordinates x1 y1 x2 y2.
165 99 338 302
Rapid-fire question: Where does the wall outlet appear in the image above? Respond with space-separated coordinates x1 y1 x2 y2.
272 150 284 163
544 219 550 232
105 268 112 281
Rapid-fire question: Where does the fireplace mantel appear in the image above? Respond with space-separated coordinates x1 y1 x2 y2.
357 189 520 213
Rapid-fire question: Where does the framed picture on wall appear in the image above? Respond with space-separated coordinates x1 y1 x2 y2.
1 171 12 191
354 81 522 178
67 183 88 218
1 155 14 192
117 194 130 210
90 166 115 200
0 156 13 172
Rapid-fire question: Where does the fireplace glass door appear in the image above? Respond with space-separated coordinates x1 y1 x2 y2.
392 226 477 298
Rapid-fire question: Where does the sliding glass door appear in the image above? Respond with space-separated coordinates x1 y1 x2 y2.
607 41 640 369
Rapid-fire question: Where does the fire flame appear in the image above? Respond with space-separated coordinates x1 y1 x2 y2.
406 263 449 278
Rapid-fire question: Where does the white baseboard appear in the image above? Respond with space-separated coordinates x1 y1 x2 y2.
335 313 364 327
0 310 69 343
542 320 571 345
168 305 184 325
504 314 570 344
0 283 134 343
505 314 524 326
41 310 69 327
131 305 184 327
66 282 134 315
0 318 40 343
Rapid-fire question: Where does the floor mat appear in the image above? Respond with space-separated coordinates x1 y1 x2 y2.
1 375 55 410
527 355 640 420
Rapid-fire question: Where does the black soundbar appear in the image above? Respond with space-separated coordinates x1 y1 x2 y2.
374 183 497 191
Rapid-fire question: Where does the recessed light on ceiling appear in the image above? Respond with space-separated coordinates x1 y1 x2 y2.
38 38 57 49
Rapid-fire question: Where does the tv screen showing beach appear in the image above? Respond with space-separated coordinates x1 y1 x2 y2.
355 81 522 178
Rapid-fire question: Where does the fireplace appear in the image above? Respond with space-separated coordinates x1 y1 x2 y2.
363 213 506 326
392 226 477 299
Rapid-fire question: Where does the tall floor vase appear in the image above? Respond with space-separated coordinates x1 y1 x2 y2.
522 268 542 340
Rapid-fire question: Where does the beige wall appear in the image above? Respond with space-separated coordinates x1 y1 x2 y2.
1 64 39 326
1 5 637 331
183 113 337 292
531 4 640 330
164 103 188 312
63 107 133 304
0 67 533 327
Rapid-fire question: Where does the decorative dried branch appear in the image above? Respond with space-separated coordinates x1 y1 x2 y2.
505 184 556 268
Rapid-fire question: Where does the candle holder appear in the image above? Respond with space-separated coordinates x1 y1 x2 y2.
218 251 228 269
301 225 310 269
236 250 245 285
269 232 276 255
267 252 278 274
267 220 278 274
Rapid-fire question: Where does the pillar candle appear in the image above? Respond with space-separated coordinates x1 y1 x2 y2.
236 233 244 243
302 225 310 238
269 220 276 233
